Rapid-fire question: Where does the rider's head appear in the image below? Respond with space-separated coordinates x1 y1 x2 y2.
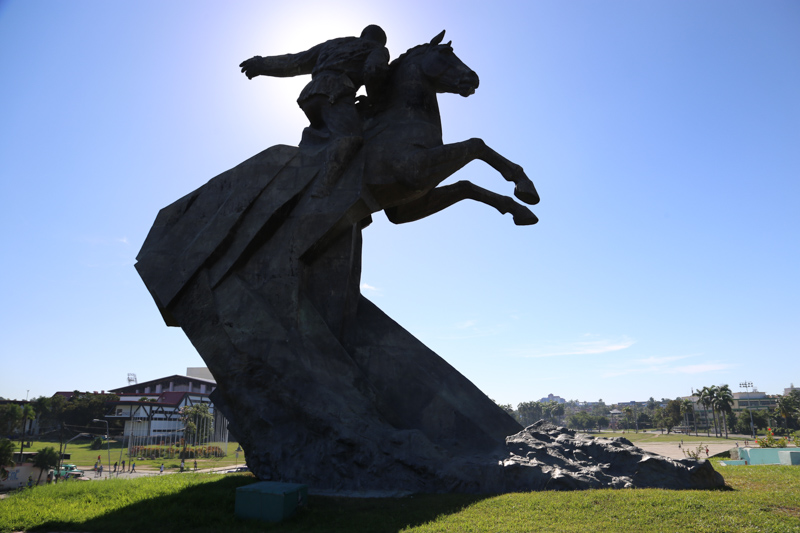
360 25 387 46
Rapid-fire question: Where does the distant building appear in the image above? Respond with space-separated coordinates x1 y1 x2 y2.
732 391 776 412
684 389 778 430
110 373 216 397
539 394 566 404
104 369 229 449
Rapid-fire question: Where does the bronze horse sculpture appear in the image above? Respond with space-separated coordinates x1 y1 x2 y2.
136 31 724 493
360 31 539 226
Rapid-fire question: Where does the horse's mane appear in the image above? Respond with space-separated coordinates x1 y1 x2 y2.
388 42 436 75
358 42 449 121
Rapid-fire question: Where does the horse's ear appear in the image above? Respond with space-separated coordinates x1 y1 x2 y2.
446 40 452 47
430 30 445 46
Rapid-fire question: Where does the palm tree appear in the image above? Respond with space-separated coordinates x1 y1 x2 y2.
695 388 712 436
550 403 565 425
714 385 734 439
19 404 35 462
33 447 60 485
709 385 723 437
622 407 633 431
647 397 657 413
0 438 15 487
516 401 543 426
680 398 694 435
775 395 797 430
0 438 16 476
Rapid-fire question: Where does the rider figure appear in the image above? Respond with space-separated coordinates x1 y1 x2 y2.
240 25 390 194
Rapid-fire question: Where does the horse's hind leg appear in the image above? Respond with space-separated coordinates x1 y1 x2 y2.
385 180 537 226
400 138 539 205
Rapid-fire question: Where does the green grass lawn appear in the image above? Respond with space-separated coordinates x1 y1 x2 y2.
1 460 798 533
22 439 244 472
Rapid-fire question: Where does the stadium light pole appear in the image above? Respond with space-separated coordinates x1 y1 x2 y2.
739 382 755 439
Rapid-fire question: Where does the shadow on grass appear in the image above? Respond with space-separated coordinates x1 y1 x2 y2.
30 476 489 533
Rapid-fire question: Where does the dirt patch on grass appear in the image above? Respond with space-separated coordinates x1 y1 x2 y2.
771 505 800 518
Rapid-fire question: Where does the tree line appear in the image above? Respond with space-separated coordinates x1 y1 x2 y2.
497 386 800 437
0 392 120 440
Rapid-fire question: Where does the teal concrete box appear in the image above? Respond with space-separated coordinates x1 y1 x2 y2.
739 448 800 465
778 451 800 465
235 481 308 523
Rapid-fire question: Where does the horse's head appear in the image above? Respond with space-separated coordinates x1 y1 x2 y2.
392 31 479 98
422 31 479 96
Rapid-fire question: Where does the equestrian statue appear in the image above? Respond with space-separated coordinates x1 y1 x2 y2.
136 27 723 493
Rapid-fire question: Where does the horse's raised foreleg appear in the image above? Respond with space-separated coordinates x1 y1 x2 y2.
400 138 539 205
385 180 537 226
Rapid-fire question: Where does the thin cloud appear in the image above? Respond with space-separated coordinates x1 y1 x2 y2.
601 355 734 378
673 363 735 374
437 321 509 340
603 367 650 378
520 337 635 358
360 283 380 292
635 355 692 365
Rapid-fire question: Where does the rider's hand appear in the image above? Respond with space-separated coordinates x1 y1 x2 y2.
239 56 263 79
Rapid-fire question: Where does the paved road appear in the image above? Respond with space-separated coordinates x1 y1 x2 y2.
70 464 239 480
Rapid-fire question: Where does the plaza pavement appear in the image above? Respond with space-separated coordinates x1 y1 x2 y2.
633 436 750 460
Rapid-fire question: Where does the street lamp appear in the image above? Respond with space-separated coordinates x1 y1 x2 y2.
739 381 756 439
60 432 92 481
92 419 111 479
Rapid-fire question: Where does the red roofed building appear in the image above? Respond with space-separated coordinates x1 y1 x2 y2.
104 368 229 450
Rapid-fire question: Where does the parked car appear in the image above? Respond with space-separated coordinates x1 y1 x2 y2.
226 466 249 473
54 464 84 479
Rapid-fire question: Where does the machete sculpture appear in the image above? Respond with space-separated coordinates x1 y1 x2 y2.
136 27 723 492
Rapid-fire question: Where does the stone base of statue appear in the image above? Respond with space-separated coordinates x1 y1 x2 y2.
136 144 723 493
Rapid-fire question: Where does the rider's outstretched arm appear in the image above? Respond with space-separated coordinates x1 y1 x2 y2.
239 42 324 79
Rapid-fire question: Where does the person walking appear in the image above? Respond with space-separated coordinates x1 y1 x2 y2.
131 462 136 473
193 459 197 471
160 463 164 474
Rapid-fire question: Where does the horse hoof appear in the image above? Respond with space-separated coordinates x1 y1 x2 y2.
514 181 540 205
513 210 538 226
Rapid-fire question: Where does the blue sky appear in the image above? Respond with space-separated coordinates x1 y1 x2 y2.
1 1 798 406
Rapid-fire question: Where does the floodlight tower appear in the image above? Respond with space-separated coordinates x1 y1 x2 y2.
739 381 755 439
